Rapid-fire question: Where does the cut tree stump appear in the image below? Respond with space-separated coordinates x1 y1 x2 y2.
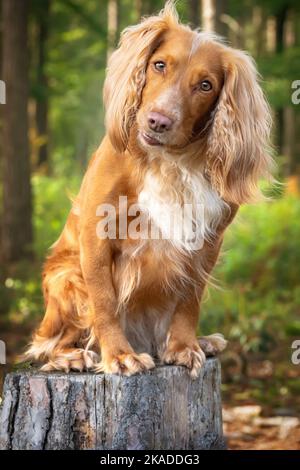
0 357 225 450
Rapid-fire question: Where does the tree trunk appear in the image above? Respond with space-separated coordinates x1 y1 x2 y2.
201 0 216 32
275 6 288 54
266 16 276 53
275 6 288 159
1 0 32 262
283 107 300 176
215 0 227 36
107 0 119 61
252 6 267 57
134 0 142 22
294 112 300 174
188 0 200 29
0 358 225 450
141 0 152 16
36 0 50 170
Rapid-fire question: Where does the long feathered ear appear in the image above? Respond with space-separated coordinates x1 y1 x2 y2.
103 1 179 153
207 48 274 205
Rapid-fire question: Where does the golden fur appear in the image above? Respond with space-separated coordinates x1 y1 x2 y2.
24 2 273 377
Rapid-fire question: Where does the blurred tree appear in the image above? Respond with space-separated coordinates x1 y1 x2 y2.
0 0 2 81
107 0 119 60
135 0 142 21
63 0 104 35
35 0 51 170
275 3 288 159
0 0 3 170
1 0 32 262
141 0 153 16
188 0 200 28
252 5 266 56
201 0 216 31
275 3 288 53
215 0 228 37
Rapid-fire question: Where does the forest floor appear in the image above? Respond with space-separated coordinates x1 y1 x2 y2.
223 404 300 449
1 321 300 450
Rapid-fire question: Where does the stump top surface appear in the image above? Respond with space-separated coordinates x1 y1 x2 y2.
9 356 219 379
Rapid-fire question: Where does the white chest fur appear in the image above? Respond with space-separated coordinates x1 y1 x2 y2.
115 165 227 311
138 167 227 252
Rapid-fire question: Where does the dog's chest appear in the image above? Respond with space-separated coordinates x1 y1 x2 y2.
137 169 226 251
114 168 226 307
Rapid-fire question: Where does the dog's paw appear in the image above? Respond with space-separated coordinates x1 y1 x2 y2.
94 352 155 376
198 333 228 356
163 342 206 379
41 349 99 373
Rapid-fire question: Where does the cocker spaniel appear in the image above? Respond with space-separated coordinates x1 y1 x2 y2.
25 2 273 377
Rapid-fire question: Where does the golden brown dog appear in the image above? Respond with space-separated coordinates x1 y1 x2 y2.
25 2 273 378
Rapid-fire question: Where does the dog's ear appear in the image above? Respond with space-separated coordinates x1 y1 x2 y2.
103 2 179 153
207 49 273 204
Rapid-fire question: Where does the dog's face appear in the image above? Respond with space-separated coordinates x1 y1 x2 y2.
137 29 224 150
104 2 273 204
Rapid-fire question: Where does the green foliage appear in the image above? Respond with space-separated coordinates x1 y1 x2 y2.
201 195 300 353
258 48 300 108
0 175 80 323
33 174 81 257
45 0 107 174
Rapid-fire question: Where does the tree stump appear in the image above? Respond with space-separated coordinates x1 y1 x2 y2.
0 358 225 450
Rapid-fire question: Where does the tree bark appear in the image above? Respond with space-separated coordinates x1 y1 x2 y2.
1 0 33 262
0 358 225 450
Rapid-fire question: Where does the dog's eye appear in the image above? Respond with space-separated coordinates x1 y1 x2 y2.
154 61 166 72
200 80 212 91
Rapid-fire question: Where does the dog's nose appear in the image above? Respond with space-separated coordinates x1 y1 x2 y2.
148 111 173 133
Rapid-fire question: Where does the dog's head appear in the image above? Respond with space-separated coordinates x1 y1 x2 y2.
104 1 273 204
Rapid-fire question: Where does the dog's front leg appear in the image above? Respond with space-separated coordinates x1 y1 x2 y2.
162 292 227 378
162 291 206 378
80 233 155 376
162 236 229 378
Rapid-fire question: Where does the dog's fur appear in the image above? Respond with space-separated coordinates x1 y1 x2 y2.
25 2 273 377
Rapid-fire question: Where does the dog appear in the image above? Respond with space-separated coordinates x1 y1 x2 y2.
25 1 273 378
